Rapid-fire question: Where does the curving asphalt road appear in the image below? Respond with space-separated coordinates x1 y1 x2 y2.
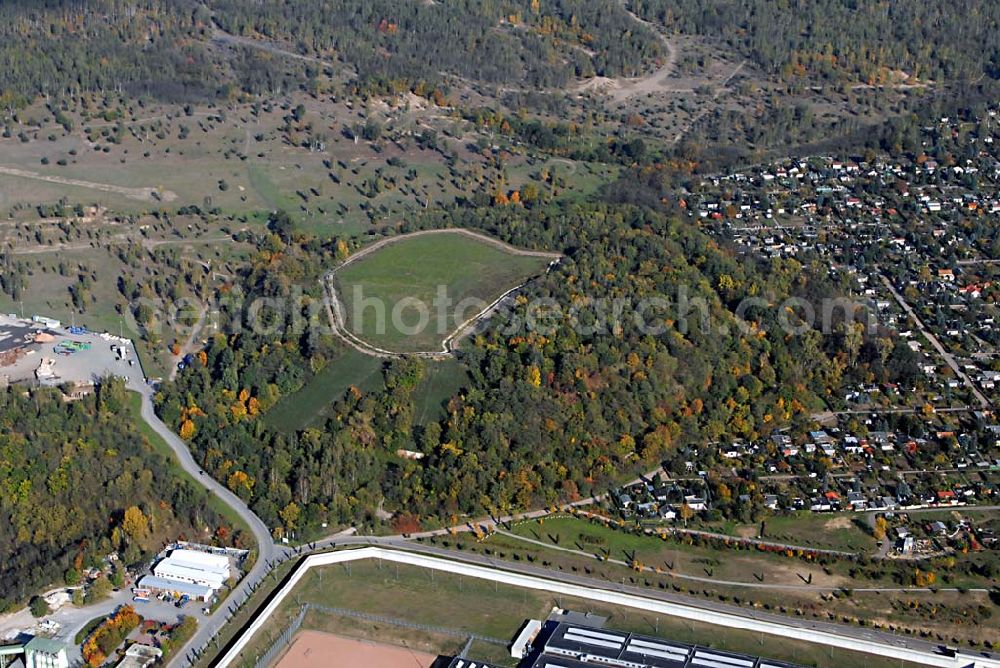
133 386 289 666
12 324 993 666
0 385 287 667
135 387 273 548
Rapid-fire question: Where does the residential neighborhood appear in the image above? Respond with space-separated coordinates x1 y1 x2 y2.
592 105 1000 575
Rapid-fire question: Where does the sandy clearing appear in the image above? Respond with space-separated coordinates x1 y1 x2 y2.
746 559 847 589
824 516 854 531
576 0 678 102
275 630 439 668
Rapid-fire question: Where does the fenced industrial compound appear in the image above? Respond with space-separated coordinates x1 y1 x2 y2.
213 546 1000 668
252 603 506 668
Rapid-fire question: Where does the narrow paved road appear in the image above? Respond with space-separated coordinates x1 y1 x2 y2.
134 386 288 666
128 371 999 667
492 528 855 590
811 405 975 420
310 468 662 545
878 504 1000 516
168 307 208 382
133 389 654 664
761 465 996 482
0 593 126 657
0 386 285 667
136 387 273 551
878 271 990 407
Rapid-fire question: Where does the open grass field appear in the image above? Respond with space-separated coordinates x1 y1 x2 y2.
453 516 998 647
231 557 923 668
0 98 461 232
710 512 877 553
505 516 851 590
0 95 614 241
332 230 555 353
265 349 385 433
413 358 469 424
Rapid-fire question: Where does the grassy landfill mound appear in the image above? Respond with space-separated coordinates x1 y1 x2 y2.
333 231 555 354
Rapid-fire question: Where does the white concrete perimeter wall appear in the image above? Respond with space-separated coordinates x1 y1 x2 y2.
214 547 999 668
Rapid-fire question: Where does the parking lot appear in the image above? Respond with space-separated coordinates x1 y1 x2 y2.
0 314 147 390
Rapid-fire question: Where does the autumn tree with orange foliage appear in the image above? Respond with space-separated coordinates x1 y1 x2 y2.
82 605 141 667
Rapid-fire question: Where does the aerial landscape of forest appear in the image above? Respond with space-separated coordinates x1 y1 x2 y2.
0 2 998 668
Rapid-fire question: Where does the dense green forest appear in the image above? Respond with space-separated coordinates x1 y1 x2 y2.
633 0 1000 83
208 0 661 88
157 201 870 535
1 0 998 108
0 380 238 610
0 0 660 104
0 0 218 104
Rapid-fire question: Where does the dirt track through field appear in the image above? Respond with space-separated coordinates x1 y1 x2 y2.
335 228 561 272
0 166 176 202
670 60 746 144
6 235 232 255
276 630 438 668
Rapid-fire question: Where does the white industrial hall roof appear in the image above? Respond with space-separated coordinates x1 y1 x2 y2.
152 549 231 590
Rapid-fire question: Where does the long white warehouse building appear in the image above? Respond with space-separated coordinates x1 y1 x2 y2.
153 549 231 590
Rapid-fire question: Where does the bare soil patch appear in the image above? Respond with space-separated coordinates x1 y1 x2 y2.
824 516 854 531
275 630 439 668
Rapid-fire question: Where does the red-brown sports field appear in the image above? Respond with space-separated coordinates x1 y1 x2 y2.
275 630 439 668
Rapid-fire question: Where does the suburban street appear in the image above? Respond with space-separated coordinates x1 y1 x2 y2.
811 405 976 421
9 384 997 668
878 271 991 407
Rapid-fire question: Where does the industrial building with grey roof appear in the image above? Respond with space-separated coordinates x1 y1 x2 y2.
521 621 806 668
